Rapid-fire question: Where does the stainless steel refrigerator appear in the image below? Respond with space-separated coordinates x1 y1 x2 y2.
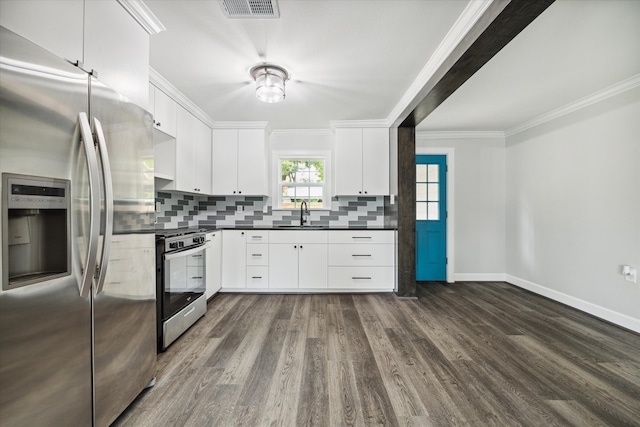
0 26 156 426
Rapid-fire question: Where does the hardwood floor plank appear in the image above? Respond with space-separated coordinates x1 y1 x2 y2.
326 300 349 361
359 319 428 418
327 360 365 427
511 334 640 426
217 295 280 385
296 338 329 426
545 399 610 427
114 283 640 427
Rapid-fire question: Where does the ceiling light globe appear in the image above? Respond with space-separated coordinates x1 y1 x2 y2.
250 64 289 103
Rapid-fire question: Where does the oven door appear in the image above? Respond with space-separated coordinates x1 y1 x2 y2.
162 244 206 320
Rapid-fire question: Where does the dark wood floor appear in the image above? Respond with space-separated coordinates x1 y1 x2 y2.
113 282 640 426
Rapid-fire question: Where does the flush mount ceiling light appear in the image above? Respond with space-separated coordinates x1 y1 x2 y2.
250 64 289 103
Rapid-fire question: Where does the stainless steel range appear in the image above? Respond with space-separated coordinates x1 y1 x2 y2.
155 228 207 351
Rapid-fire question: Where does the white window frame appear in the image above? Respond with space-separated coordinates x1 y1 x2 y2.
272 150 331 210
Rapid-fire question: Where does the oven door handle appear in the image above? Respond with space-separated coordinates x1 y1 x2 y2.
164 245 206 261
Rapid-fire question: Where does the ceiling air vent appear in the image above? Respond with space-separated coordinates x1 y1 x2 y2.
219 0 280 19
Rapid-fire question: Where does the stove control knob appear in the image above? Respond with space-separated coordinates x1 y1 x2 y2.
179 241 184 248
169 242 177 249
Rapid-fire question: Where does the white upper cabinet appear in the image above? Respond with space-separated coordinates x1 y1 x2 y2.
335 127 390 196
212 128 267 195
156 106 211 194
0 0 150 108
0 1 84 64
148 85 177 137
83 1 149 108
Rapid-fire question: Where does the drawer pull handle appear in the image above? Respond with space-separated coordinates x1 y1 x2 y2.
352 277 372 280
252 236 263 239
183 306 195 317
252 254 262 257
352 254 372 257
191 276 203 279
252 276 262 279
352 236 372 239
192 254 203 258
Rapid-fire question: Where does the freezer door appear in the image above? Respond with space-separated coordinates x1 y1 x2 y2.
90 77 157 427
0 27 93 426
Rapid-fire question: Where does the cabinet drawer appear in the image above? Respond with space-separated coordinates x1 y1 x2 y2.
246 231 269 243
328 244 394 266
328 267 394 290
246 266 269 289
328 230 394 244
246 244 269 265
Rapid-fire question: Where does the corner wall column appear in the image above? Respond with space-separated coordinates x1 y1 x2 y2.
395 126 416 297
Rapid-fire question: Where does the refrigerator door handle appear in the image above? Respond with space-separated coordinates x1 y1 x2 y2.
78 112 101 298
93 117 113 295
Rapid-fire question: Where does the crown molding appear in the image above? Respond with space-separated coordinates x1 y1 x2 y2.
270 129 334 137
149 67 215 127
117 0 166 35
505 74 640 137
387 0 498 128
417 131 505 140
212 121 270 130
329 119 389 131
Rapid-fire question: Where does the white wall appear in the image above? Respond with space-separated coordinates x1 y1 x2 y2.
505 87 640 331
416 135 506 279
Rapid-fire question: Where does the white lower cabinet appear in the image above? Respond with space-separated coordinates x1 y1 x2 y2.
219 229 395 293
205 231 222 299
328 230 395 291
269 231 328 289
221 230 246 289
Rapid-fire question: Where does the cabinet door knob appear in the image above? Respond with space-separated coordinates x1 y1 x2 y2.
300 245 303 249
238 190 242 194
358 191 362 194
294 245 297 249
156 122 161 127
364 191 368 194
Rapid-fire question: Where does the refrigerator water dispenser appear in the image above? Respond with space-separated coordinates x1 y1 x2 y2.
2 173 71 289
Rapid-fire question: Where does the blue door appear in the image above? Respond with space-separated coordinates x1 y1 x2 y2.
416 155 447 281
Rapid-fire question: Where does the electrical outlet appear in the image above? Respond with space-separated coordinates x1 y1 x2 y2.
237 205 243 212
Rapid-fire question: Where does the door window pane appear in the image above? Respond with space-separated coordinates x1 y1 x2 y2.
428 183 439 201
416 183 427 201
416 202 427 220
428 164 439 183
416 164 427 182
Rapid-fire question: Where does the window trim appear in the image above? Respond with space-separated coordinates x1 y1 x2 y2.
272 150 332 210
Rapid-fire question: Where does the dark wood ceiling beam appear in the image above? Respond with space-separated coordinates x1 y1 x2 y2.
394 0 555 297
399 0 556 128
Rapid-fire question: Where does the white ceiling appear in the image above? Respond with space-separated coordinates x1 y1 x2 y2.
145 0 640 132
145 0 470 129
417 0 640 132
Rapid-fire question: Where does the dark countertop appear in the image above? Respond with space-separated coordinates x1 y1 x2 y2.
201 226 397 231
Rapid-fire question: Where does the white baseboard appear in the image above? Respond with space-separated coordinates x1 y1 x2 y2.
505 275 640 333
453 273 506 282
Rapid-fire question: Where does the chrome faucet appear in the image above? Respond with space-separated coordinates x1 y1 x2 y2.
300 200 309 226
